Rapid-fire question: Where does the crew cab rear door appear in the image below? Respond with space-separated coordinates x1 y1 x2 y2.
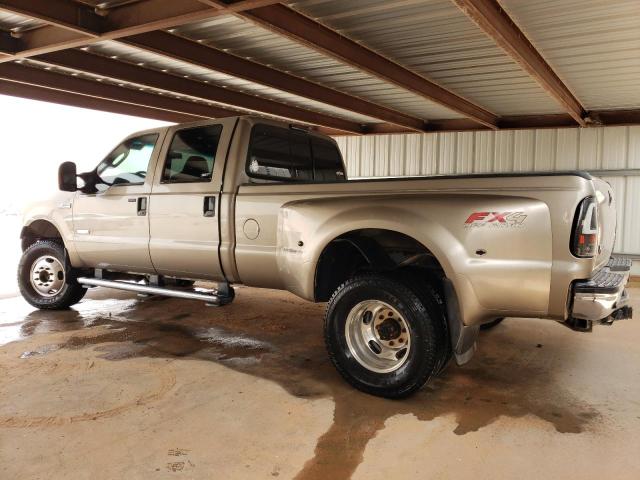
148 118 236 280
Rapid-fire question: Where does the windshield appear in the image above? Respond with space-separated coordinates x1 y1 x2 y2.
95 133 159 191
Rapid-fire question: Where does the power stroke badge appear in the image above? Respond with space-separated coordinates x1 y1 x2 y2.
464 211 527 228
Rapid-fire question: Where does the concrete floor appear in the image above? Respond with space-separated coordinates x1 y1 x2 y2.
0 286 639 480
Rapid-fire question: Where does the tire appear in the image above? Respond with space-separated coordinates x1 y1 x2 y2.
324 273 449 398
18 240 87 310
480 317 504 330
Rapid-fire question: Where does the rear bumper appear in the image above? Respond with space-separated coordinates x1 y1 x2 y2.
570 256 633 326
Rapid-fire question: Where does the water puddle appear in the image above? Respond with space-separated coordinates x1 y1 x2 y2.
0 290 602 479
20 344 60 358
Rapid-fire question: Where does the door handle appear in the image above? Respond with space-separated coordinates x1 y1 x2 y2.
137 197 147 216
203 196 216 217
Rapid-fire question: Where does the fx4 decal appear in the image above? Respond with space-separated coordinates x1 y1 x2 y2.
464 211 527 228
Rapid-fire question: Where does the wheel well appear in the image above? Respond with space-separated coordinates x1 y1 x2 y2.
21 220 63 251
314 229 446 301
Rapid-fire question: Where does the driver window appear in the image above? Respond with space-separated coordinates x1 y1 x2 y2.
95 133 159 191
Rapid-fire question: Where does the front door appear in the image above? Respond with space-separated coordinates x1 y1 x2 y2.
148 119 235 280
72 131 163 273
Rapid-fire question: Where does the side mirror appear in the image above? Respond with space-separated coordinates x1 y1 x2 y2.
58 161 78 192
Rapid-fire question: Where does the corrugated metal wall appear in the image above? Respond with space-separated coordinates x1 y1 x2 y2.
335 125 640 256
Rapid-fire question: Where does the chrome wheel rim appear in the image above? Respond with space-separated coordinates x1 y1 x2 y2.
345 300 411 373
30 255 65 297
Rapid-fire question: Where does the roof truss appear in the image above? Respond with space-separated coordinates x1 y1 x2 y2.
0 0 283 59
0 78 201 122
0 0 636 134
33 49 366 134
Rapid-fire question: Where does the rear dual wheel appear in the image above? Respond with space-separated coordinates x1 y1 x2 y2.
324 273 450 398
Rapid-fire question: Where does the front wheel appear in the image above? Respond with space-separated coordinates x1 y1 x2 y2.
18 240 87 310
324 274 449 398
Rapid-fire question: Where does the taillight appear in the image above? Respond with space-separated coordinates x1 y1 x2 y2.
571 197 598 257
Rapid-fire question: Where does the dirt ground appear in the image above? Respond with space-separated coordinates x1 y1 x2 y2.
0 285 639 480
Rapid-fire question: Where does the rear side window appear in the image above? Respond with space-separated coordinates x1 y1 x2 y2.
162 124 223 183
246 124 345 182
247 124 312 181
311 137 346 182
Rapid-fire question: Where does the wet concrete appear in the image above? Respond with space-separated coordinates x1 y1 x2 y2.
1 286 639 479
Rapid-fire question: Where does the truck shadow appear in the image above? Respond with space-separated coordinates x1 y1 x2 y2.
15 288 600 480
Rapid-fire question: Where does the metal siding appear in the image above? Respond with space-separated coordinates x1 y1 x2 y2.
359 136 375 178
422 134 438 176
629 126 640 169
374 136 390 177
473 131 494 173
534 129 555 171
389 135 405 176
601 176 626 253
555 129 578 170
495 130 514 172
603 126 628 169
512 130 533 172
456 132 474 174
345 136 361 178
336 125 640 254
623 177 640 254
438 133 456 175
578 129 601 170
405 134 422 176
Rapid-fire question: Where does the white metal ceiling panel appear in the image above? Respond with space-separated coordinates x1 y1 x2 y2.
86 40 381 124
172 13 464 120
291 0 564 115
500 0 640 111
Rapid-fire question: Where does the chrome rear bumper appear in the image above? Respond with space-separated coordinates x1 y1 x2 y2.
570 256 633 328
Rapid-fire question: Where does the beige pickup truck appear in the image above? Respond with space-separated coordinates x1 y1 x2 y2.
19 115 633 398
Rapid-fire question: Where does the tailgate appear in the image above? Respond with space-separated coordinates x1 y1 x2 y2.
593 177 617 270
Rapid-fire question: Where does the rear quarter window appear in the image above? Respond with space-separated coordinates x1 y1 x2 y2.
246 124 346 183
311 137 346 182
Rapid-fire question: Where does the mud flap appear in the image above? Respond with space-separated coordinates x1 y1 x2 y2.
443 279 479 365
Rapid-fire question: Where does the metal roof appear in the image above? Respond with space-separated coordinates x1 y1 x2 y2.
88 40 384 124
500 0 640 111
172 14 462 120
0 11 44 32
291 0 563 116
0 0 637 133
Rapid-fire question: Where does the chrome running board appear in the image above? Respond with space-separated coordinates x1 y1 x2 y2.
77 277 234 306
